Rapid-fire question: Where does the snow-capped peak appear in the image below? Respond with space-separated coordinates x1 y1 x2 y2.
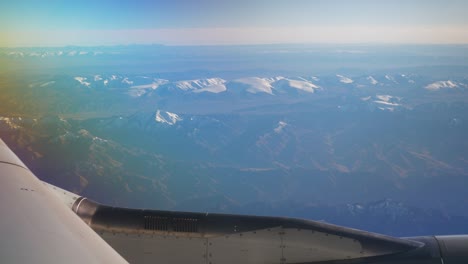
175 78 227 93
274 121 288 133
336 75 354 84
372 94 402 112
0 117 21 129
232 77 278 94
425 80 458 91
374 94 401 106
74 77 91 87
376 95 393 102
367 76 378 85
122 77 134 85
155 110 182 125
129 79 169 97
40 81 55 87
276 77 319 93
385 75 397 83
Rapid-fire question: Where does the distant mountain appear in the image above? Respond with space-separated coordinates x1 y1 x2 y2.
2 72 467 118
425 80 459 91
155 110 182 125
37 73 468 97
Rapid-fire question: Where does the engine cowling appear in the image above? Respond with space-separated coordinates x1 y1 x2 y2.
435 235 468 264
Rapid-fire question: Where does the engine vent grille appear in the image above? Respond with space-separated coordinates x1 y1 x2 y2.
172 218 199 233
144 216 169 231
144 216 199 233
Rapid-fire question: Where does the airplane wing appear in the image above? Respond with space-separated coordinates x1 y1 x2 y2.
0 138 128 263
1 138 467 264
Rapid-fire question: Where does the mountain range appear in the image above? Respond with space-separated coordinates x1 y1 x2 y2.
1 45 468 237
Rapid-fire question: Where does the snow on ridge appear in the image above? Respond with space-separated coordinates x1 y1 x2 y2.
376 94 393 102
131 79 169 90
3 50 106 58
425 80 458 91
92 136 108 143
128 89 146 97
278 77 319 93
166 112 181 124
0 117 21 129
7 51 24 57
385 75 397 83
174 78 227 93
232 77 277 94
157 76 321 94
274 121 288 133
287 79 317 92
74 77 91 87
359 94 404 112
374 100 400 106
155 110 182 125
39 81 55 87
374 94 401 107
169 76 321 94
265 76 285 83
367 76 378 85
378 107 395 112
336 74 353 84
122 77 133 85
129 79 169 97
192 84 227 93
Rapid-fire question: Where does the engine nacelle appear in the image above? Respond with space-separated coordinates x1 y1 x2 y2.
435 235 468 264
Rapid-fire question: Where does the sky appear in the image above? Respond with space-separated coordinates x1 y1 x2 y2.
1 0 468 47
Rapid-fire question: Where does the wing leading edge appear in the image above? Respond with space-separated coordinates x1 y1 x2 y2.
0 139 128 264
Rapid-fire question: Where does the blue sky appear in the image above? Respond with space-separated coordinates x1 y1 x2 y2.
1 0 468 46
